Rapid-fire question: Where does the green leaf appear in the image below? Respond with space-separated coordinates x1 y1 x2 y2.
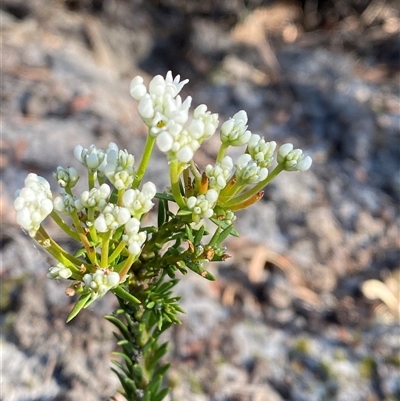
104 314 131 340
193 224 205 245
155 192 175 201
211 218 239 236
153 363 171 380
73 247 87 258
146 301 155 309
146 374 162 396
177 209 192 216
146 342 168 373
112 285 141 305
111 360 130 378
218 224 236 243
158 198 168 227
112 352 134 369
66 292 92 322
153 387 169 401
185 224 194 243
109 188 119 204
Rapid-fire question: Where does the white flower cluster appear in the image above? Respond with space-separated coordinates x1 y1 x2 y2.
94 204 131 233
74 143 136 189
247 135 276 168
83 269 120 300
220 110 252 146
54 193 83 214
205 156 234 191
74 144 106 172
88 181 156 254
14 173 54 237
236 154 269 184
79 183 111 211
101 143 135 190
130 71 219 163
47 263 73 280
53 166 79 188
186 189 219 223
277 143 312 172
121 182 157 219
122 217 147 256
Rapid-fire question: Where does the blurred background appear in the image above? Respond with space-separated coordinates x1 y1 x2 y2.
1 0 399 400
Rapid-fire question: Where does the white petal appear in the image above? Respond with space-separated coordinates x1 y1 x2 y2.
156 132 174 152
176 146 193 163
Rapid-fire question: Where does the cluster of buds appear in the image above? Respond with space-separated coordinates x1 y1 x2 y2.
130 72 219 163
14 173 54 237
83 269 121 300
13 141 157 303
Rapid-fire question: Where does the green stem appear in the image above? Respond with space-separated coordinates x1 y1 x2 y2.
183 167 191 197
35 226 93 275
50 211 80 241
208 226 223 247
133 133 156 189
223 164 284 208
117 189 125 206
189 160 202 181
88 171 96 190
87 208 98 243
170 159 186 208
108 240 127 264
216 143 228 163
218 178 245 204
100 232 111 268
117 253 135 281
71 212 98 265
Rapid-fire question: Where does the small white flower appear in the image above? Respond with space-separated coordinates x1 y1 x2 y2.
130 76 147 100
74 144 106 172
205 156 234 191
83 269 120 300
131 72 191 137
190 104 219 141
122 182 156 219
186 189 218 223
47 263 73 280
220 110 252 146
122 217 147 256
164 71 189 96
247 135 276 168
54 193 83 214
156 130 175 152
101 144 135 190
236 154 268 184
138 94 155 119
277 143 313 172
53 166 79 188
176 145 195 163
94 204 131 233
14 173 54 237
79 183 111 211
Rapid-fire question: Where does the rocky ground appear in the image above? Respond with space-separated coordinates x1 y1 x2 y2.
1 1 399 400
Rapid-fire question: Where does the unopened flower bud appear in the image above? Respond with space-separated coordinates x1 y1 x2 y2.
277 143 312 172
220 110 252 146
47 263 73 280
53 166 79 188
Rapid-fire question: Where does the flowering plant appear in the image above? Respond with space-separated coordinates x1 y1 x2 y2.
14 71 311 400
